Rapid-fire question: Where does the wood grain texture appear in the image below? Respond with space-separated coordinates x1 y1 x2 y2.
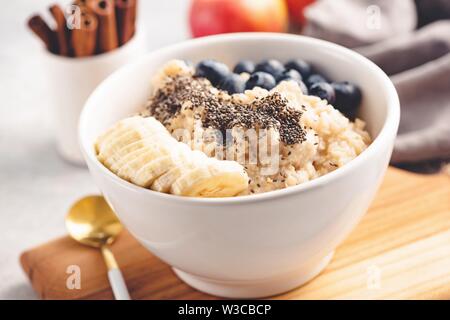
20 167 450 300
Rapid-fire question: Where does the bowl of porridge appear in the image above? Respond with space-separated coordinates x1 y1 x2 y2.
79 33 399 298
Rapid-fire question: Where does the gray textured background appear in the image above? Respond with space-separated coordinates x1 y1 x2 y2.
0 0 189 299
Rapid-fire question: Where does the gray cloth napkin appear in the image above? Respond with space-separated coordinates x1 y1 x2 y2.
304 0 450 166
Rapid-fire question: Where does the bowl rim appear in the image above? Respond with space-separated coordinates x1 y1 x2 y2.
80 32 400 205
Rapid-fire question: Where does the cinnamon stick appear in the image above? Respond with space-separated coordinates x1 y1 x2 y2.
71 11 98 57
74 0 91 6
115 0 137 46
27 15 58 54
73 0 95 12
89 0 119 53
49 5 69 56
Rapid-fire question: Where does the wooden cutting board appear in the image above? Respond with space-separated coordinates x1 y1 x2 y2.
20 167 450 300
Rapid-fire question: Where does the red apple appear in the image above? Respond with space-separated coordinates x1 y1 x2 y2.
285 0 316 26
189 0 288 38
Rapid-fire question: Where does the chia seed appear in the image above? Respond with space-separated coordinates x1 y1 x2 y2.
146 75 306 145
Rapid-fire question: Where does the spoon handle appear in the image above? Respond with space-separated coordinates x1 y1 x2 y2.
108 269 131 300
101 245 131 300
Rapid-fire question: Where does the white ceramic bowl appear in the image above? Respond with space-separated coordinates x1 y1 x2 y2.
79 33 400 298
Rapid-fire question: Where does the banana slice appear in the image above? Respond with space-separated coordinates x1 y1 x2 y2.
99 129 147 164
95 116 142 153
151 149 206 192
96 117 167 162
124 141 194 187
171 159 249 197
110 143 166 173
151 166 185 193
105 134 178 170
132 155 175 187
117 146 167 181
103 138 153 168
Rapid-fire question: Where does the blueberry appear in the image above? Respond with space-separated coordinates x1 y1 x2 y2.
233 60 255 74
195 60 230 87
277 69 302 82
277 70 308 94
309 82 336 104
255 60 285 78
306 74 328 88
219 74 245 94
245 72 277 90
331 82 362 119
284 59 312 78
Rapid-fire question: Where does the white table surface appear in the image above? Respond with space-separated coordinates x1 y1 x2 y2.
0 0 189 299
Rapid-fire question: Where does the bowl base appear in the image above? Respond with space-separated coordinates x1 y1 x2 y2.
172 251 334 299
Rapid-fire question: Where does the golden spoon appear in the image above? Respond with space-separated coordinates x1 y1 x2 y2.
66 195 131 300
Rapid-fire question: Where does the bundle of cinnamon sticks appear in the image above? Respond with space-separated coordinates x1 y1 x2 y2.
28 0 137 57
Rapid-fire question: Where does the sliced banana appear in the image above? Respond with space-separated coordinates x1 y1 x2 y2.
95 116 142 153
151 149 206 192
151 166 185 193
99 130 141 163
120 140 193 187
171 159 249 197
103 138 153 168
105 134 178 170
117 147 166 181
110 143 165 173
96 116 249 197
132 155 175 187
96 117 167 162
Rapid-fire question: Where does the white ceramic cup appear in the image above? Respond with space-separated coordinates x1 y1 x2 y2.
79 33 400 298
44 28 147 165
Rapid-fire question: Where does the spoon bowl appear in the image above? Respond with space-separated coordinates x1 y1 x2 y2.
66 195 122 248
